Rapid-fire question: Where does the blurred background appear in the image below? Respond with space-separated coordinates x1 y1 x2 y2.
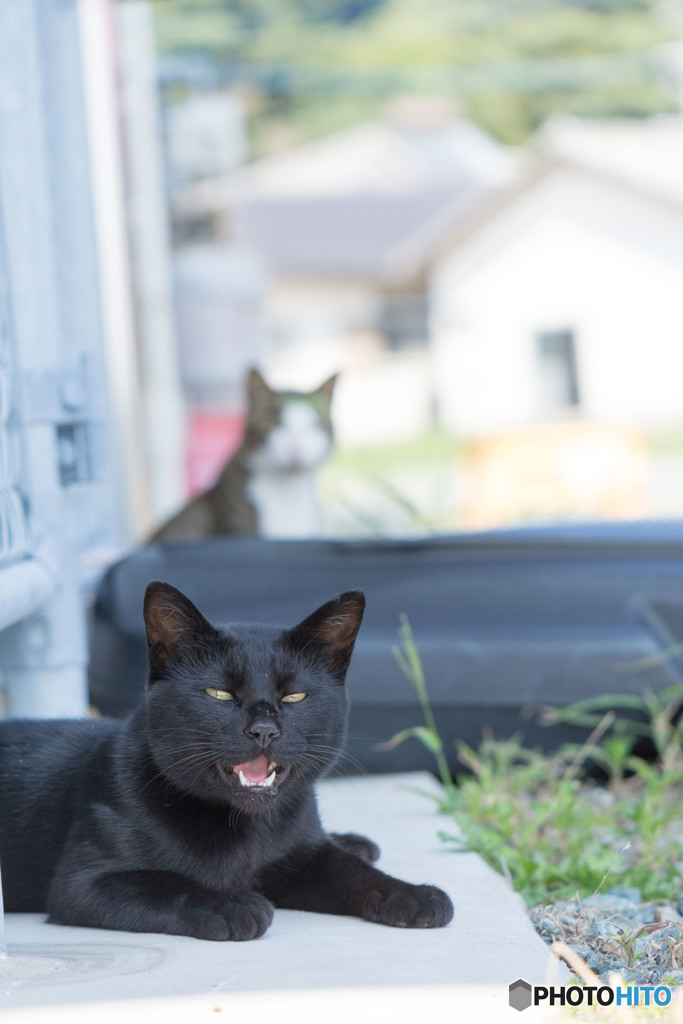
1 0 683 716
98 0 683 541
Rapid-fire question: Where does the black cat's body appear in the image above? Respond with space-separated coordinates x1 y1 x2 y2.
0 585 453 939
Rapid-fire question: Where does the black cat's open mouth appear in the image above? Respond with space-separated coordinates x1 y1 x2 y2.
216 756 289 795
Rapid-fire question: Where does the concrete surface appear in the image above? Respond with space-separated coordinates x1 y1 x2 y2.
0 772 567 1022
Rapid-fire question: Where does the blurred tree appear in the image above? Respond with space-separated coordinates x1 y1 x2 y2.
152 0 677 148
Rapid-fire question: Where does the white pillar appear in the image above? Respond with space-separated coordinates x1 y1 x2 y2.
78 0 152 541
117 0 186 525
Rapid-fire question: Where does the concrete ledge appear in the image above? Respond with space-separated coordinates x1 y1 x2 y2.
1 772 566 1020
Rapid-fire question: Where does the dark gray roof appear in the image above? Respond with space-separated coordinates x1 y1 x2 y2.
237 184 493 280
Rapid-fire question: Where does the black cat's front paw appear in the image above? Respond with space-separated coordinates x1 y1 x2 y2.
330 831 380 863
196 891 274 941
362 883 453 929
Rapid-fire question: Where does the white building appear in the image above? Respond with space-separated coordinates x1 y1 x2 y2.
173 113 683 448
189 107 522 446
431 116 683 437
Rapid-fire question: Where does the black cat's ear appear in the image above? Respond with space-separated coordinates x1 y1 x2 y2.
315 374 337 403
288 591 365 680
143 581 215 683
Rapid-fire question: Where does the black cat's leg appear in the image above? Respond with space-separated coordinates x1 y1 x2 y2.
329 832 380 863
266 842 453 928
47 869 273 941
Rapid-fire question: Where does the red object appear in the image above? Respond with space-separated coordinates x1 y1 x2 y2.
185 412 245 497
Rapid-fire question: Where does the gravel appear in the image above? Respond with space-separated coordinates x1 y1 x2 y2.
530 887 683 985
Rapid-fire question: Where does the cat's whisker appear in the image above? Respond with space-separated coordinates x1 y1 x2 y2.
304 743 370 777
228 803 244 830
141 747 221 793
290 752 345 783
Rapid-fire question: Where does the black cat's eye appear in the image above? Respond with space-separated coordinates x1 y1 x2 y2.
205 687 234 702
281 692 307 704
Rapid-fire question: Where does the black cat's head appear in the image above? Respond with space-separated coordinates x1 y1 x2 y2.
142 581 364 814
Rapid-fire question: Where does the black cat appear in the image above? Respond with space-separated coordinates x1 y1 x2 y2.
0 582 453 939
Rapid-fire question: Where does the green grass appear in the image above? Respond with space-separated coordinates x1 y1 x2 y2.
318 427 467 535
646 430 683 455
444 731 683 906
322 427 467 478
385 618 683 908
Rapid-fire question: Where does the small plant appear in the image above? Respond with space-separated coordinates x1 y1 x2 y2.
536 682 683 777
606 922 669 970
382 615 683 908
376 614 456 798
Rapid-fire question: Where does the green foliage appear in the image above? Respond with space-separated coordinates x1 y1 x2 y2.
446 733 683 905
383 615 683 908
152 0 677 151
440 737 641 906
609 921 669 969
382 616 456 794
319 428 465 536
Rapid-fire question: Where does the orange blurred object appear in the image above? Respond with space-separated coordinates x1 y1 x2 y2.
462 421 650 530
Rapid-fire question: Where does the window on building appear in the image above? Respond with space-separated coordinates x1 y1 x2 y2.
380 295 429 352
536 328 580 413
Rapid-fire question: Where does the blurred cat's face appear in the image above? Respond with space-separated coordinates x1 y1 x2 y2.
244 369 336 472
263 400 333 470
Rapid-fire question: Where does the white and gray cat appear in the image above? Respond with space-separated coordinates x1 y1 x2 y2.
150 369 336 543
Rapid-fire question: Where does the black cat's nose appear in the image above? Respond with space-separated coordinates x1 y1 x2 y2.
244 703 281 747
245 720 281 746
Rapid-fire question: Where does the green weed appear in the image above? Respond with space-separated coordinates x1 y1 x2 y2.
378 614 456 797
384 616 683 908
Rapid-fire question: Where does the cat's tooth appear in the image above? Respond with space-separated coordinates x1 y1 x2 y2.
237 769 276 789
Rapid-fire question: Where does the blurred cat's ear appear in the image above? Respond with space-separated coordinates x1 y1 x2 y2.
246 368 276 420
246 367 272 398
143 581 215 683
288 590 365 680
315 374 337 403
